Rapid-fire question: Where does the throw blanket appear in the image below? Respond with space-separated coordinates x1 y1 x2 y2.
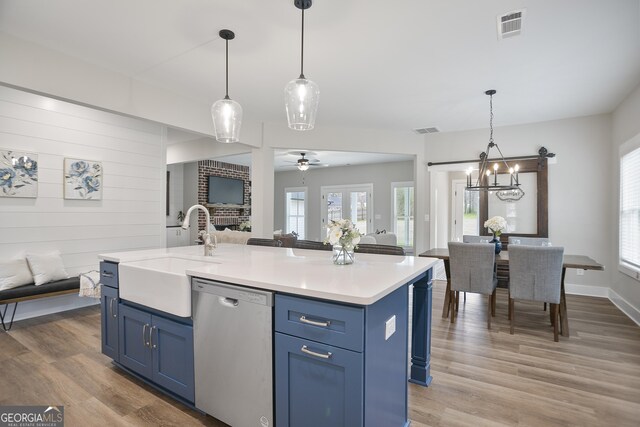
79 270 101 298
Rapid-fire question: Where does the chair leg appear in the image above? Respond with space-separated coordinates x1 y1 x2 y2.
491 290 497 317
456 291 460 311
0 303 18 332
509 298 515 334
551 303 559 342
487 295 492 329
464 292 466 303
450 290 456 324
544 302 547 312
507 290 512 320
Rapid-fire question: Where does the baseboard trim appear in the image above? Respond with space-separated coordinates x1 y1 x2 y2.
564 283 609 298
608 289 640 326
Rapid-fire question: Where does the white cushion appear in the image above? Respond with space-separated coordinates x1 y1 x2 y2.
359 235 377 244
0 257 34 290
25 251 70 286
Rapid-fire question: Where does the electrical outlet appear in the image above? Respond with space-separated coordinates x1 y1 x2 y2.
385 315 396 340
577 269 584 276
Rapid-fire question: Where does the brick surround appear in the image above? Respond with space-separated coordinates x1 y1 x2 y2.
197 160 251 230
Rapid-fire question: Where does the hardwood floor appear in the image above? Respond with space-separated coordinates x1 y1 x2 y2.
1 282 638 426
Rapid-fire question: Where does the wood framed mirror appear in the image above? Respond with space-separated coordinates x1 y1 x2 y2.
479 157 548 244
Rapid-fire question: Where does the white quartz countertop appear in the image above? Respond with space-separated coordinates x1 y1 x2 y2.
100 244 439 305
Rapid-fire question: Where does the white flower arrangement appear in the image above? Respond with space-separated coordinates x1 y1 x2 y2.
239 220 251 232
484 216 507 236
323 219 361 248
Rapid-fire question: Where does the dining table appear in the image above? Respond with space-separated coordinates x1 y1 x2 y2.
418 248 604 337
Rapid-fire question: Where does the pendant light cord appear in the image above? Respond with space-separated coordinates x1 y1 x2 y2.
489 93 494 144
300 7 305 79
224 38 230 99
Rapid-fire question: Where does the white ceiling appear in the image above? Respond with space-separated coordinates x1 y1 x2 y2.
1 0 639 133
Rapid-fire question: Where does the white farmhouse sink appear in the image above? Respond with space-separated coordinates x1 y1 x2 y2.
119 256 215 317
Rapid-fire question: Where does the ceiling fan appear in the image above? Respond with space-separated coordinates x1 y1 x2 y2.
285 152 325 171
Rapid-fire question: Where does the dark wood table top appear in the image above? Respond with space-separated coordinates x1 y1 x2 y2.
419 248 604 271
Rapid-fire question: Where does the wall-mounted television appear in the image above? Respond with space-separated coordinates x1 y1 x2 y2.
207 176 245 205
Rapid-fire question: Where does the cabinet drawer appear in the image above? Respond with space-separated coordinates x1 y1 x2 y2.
275 294 364 352
100 261 119 288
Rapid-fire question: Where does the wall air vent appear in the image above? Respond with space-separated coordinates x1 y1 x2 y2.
413 127 440 134
497 10 524 39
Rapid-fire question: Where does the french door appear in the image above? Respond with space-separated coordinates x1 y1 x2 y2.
320 184 373 237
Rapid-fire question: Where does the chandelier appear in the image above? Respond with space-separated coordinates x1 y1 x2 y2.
466 90 521 193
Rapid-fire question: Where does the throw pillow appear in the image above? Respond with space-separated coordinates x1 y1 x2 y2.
0 257 34 291
25 251 70 286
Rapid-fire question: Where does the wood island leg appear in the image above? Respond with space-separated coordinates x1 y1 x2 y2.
410 269 433 387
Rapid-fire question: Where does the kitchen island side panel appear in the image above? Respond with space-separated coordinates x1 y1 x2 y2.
364 284 409 427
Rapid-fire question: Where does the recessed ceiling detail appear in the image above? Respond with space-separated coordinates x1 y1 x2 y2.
498 10 524 39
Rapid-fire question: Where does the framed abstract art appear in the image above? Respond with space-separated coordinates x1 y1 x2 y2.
64 158 103 200
0 149 38 198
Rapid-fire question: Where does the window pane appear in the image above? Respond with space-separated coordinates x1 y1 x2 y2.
286 190 306 239
393 185 414 247
620 147 640 269
327 192 343 222
351 191 368 234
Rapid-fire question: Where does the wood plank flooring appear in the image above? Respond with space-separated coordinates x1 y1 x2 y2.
0 282 638 426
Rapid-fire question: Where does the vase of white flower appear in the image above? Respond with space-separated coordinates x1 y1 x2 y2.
484 215 507 254
324 219 361 265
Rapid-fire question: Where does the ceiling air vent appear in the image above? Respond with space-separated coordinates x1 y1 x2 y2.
497 10 524 39
413 127 440 135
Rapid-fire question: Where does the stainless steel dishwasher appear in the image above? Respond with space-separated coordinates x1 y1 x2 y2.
192 278 273 427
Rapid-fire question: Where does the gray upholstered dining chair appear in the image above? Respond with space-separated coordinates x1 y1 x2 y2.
508 245 564 341
448 242 498 328
508 236 550 246
462 235 493 243
354 244 405 256
246 238 283 247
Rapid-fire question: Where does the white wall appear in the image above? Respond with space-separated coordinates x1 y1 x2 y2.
183 162 199 243
166 163 184 226
274 161 414 242
425 114 612 289
611 82 640 319
0 85 166 320
254 122 428 251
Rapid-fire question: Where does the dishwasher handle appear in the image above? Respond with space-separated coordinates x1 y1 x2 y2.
219 297 239 308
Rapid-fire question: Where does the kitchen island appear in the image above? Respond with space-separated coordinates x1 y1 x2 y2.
99 244 438 427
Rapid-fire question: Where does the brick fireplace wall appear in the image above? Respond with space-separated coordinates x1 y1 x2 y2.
197 160 251 231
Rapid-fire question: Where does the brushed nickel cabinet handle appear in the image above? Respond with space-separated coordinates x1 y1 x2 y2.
300 315 331 328
102 271 114 278
301 345 332 359
142 323 150 347
109 298 116 318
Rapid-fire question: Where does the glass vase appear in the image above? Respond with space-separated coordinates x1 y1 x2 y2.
332 244 355 265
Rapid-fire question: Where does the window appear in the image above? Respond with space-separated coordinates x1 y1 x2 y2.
285 187 307 239
620 144 640 278
321 184 373 236
392 182 414 248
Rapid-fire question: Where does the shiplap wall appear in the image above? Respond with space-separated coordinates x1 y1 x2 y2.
0 85 166 320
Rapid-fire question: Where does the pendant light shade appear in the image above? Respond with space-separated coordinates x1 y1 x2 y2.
212 29 242 143
285 0 319 131
285 77 319 131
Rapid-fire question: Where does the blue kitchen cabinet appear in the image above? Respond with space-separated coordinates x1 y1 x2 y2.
118 304 153 379
118 303 195 402
275 285 410 427
275 332 364 427
100 285 119 360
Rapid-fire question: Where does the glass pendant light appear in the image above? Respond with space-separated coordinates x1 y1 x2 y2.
285 0 319 131
212 29 242 143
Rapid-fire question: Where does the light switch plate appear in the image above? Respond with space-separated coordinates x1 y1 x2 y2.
385 315 396 340
375 214 382 220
